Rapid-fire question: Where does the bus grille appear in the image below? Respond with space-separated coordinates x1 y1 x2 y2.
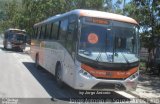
11 42 22 45
92 82 126 90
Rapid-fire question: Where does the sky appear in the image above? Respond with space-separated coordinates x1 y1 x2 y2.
113 0 131 8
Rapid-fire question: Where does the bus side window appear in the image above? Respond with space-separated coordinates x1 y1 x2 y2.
44 25 48 39
33 28 36 39
59 19 68 45
33 27 38 39
40 25 46 40
37 26 42 39
50 22 59 40
49 23 53 39
66 15 77 54
46 24 52 40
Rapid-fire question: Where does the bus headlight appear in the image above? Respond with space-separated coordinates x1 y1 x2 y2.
79 69 93 79
7 42 11 45
129 71 139 80
7 42 12 49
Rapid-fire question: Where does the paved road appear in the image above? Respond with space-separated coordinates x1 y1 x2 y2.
0 40 147 104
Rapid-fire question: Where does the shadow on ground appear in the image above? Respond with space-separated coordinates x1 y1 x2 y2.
138 70 160 93
0 46 29 55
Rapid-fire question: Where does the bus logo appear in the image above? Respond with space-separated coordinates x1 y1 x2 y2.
106 72 113 77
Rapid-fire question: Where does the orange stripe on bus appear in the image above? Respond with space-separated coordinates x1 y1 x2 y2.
81 64 138 79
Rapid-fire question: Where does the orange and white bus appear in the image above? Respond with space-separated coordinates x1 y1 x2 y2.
30 9 140 91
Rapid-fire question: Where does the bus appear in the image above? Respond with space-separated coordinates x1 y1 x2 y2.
3 28 27 51
30 9 140 91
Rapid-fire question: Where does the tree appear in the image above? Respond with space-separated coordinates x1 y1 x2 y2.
1 0 131 36
125 0 160 68
0 0 104 35
1 0 21 29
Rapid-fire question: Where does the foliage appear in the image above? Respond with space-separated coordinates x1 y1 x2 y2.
0 0 22 32
0 0 105 34
125 0 160 66
125 0 160 48
103 0 124 14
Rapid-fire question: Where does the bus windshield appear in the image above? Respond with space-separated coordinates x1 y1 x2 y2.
78 17 139 64
16 34 25 41
7 33 25 42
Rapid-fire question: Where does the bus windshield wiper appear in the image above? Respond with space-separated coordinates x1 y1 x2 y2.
95 32 108 64
113 33 129 65
121 52 130 65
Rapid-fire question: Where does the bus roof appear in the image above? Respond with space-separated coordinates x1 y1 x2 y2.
78 9 138 24
5 28 26 33
34 9 138 27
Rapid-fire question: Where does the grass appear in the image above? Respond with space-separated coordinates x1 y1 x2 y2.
139 61 147 70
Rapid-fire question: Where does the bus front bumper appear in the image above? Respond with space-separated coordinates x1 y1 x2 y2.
73 69 138 91
6 43 12 49
12 44 26 50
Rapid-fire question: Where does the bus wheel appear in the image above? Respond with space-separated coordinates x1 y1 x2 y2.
3 45 6 50
35 54 40 69
20 49 23 52
55 64 64 88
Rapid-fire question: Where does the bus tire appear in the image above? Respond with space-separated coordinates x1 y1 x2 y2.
3 45 6 50
20 49 23 52
55 64 64 88
35 54 40 69
3 46 5 50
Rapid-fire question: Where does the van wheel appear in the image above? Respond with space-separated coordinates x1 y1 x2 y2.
35 54 40 69
55 64 64 88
